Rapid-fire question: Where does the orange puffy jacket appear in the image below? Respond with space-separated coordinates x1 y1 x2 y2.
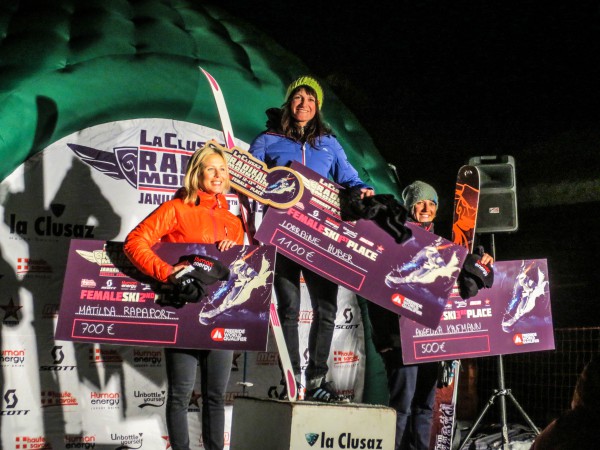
124 190 244 282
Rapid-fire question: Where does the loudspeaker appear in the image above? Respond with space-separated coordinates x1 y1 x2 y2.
468 155 518 234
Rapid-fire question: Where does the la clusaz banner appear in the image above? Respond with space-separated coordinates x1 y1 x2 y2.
1 120 553 449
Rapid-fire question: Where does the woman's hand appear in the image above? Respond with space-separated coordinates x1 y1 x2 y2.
481 252 494 266
170 262 186 277
360 188 375 199
217 239 237 252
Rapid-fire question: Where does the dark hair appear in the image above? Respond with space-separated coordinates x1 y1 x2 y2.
280 85 332 148
572 355 600 409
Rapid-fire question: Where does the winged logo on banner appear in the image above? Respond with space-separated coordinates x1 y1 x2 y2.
67 143 138 188
75 249 106 265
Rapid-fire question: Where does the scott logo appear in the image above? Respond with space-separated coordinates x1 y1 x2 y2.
3 389 17 408
51 346 65 364
342 308 354 324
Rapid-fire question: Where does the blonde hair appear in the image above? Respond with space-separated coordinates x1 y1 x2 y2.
180 144 231 204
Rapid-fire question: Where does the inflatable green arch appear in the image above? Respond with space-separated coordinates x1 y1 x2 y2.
0 0 393 404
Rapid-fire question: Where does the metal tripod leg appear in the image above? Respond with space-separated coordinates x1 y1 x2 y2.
457 355 540 450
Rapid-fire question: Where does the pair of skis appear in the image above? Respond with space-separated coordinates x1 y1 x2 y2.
200 68 298 401
429 166 481 450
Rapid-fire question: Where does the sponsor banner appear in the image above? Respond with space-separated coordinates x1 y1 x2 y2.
400 259 555 363
254 161 468 329
228 285 366 402
55 239 274 351
0 119 365 444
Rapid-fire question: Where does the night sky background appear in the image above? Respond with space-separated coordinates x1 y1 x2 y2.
221 0 600 328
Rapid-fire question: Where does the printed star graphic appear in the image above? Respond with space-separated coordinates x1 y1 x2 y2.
162 435 171 449
189 390 201 408
1 298 22 320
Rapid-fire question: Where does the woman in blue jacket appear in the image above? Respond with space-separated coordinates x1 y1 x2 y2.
249 76 374 402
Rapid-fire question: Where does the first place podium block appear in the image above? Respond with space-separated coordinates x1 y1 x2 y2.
230 397 396 450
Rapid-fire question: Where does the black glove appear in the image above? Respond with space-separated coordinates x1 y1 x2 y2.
156 266 205 307
458 272 480 299
175 254 230 285
371 194 411 244
339 188 412 244
159 255 229 307
458 246 494 299
168 266 206 302
339 186 372 221
155 282 199 308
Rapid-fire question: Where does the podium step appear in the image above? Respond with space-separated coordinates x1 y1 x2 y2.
231 397 396 450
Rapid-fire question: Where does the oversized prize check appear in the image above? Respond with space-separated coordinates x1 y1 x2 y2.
55 239 275 351
249 160 469 329
400 258 555 364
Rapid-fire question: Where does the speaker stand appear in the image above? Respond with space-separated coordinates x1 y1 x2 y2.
457 355 540 449
457 234 540 450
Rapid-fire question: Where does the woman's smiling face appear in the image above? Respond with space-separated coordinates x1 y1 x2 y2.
412 200 437 223
200 153 228 194
290 87 317 126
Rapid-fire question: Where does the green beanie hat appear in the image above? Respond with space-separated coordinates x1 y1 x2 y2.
285 76 324 109
402 180 439 210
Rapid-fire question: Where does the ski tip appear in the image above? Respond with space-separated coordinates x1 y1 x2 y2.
199 66 220 91
458 165 479 177
226 132 235 149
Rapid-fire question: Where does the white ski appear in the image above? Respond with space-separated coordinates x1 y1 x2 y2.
199 67 297 401
199 67 236 149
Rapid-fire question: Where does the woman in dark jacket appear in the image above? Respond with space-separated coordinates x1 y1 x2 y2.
368 180 493 450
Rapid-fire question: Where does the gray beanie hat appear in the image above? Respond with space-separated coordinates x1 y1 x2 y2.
402 180 439 210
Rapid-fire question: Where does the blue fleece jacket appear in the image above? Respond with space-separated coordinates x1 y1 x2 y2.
249 131 371 190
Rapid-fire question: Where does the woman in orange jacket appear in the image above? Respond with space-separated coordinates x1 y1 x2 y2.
124 144 244 450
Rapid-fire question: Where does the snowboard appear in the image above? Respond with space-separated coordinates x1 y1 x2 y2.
200 67 298 401
430 165 480 450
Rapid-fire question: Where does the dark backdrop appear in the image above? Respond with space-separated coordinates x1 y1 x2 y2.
219 1 600 327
